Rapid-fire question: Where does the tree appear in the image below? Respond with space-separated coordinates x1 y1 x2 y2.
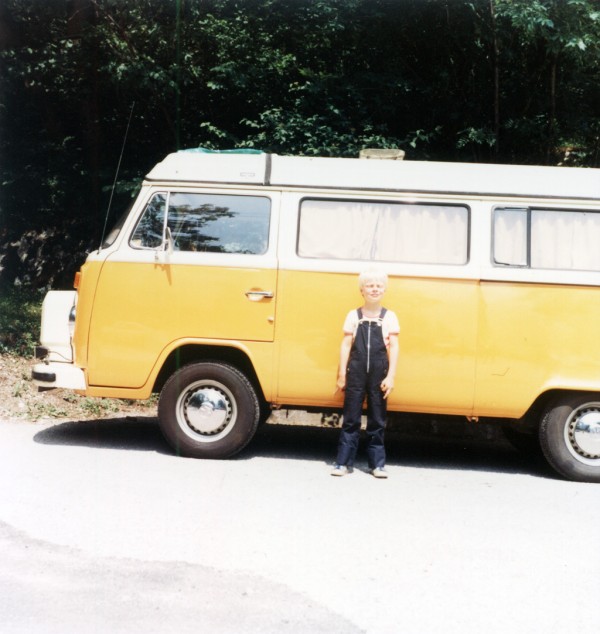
494 0 600 163
1 0 599 288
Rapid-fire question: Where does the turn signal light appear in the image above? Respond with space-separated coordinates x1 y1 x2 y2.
73 271 81 289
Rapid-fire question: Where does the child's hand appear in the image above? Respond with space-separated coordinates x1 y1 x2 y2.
335 375 346 395
381 376 394 399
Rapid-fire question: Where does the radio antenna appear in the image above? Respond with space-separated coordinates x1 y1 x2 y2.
99 101 136 251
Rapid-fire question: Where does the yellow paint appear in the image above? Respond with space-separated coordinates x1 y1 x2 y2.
72 260 600 420
474 281 600 417
82 338 275 401
72 260 103 369
274 270 478 414
85 259 276 390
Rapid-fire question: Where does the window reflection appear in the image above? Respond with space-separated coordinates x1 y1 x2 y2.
130 192 270 254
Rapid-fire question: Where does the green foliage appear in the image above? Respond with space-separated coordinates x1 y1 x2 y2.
24 400 71 421
0 285 43 356
1 0 600 287
79 397 121 417
493 0 600 161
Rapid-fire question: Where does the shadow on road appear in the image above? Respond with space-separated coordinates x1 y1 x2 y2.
33 417 169 455
33 416 554 479
253 421 553 478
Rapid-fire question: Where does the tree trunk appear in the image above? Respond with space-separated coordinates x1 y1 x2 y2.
490 0 500 159
548 58 557 163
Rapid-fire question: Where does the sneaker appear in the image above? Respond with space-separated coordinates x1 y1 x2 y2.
371 467 388 479
330 464 352 476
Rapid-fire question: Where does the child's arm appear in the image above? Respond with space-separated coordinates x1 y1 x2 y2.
381 333 399 399
335 333 353 393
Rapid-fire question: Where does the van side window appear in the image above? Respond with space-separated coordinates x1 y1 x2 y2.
494 207 600 271
130 193 271 254
298 199 469 265
130 193 167 248
492 208 528 267
167 193 270 254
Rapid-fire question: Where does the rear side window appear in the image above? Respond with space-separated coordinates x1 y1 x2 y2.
494 207 600 271
298 199 469 265
131 192 271 254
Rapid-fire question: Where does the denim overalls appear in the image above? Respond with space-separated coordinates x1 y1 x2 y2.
336 307 389 470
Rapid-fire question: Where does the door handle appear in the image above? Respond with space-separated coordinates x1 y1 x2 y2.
245 290 274 302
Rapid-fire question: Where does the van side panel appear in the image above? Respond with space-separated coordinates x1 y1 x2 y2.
474 282 600 418
273 269 345 407
395 277 478 414
275 270 478 415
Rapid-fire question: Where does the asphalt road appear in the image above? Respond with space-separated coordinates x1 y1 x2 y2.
1 416 599 634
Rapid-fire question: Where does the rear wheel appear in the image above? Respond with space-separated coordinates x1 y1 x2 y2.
158 362 260 459
539 394 600 483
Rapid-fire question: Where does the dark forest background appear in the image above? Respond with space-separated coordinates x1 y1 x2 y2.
1 0 600 290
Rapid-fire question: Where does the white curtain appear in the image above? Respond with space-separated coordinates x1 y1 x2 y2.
531 210 600 271
494 208 600 271
493 208 528 266
298 200 469 265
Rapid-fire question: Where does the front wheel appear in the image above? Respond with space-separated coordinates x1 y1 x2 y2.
158 362 260 459
539 394 600 483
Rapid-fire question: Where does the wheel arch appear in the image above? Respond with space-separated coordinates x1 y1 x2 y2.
517 388 600 431
152 343 267 406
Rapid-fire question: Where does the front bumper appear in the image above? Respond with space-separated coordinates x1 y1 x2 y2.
32 362 86 390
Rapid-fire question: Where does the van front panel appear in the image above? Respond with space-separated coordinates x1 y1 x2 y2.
86 188 280 389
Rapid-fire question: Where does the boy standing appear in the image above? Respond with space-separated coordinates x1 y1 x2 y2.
332 269 400 478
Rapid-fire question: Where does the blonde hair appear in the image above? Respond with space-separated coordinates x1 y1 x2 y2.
358 267 388 289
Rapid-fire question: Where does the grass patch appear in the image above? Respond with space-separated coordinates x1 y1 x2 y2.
0 285 44 356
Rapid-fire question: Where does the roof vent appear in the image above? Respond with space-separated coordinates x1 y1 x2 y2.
359 148 405 160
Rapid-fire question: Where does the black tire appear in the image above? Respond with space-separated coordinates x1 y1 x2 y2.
158 362 260 459
258 400 272 426
539 393 600 483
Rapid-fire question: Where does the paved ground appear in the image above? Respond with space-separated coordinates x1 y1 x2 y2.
1 416 599 634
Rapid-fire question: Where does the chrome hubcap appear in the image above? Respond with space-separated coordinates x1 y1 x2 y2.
565 404 600 465
176 380 236 442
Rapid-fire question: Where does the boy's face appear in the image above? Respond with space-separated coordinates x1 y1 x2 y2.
360 280 386 302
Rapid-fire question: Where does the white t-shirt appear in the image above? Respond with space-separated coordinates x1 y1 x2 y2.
343 308 400 348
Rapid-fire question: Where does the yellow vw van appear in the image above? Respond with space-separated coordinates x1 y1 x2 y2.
33 150 600 482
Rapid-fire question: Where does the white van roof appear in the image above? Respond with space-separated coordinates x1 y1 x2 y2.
145 150 600 200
